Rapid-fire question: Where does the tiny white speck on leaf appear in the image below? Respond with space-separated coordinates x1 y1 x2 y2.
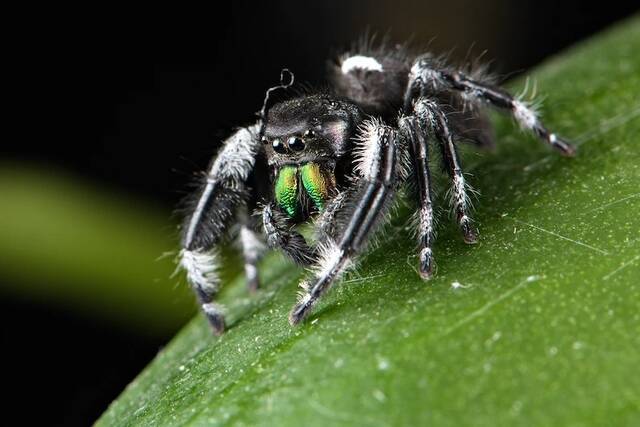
451 281 470 290
572 341 585 350
377 357 390 371
372 389 387 402
510 400 524 415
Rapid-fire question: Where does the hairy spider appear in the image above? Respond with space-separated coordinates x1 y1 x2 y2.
179 40 575 335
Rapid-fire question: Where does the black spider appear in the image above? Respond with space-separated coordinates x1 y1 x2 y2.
179 41 575 335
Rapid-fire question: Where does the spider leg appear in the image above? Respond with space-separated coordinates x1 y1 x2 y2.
407 57 576 156
180 123 261 335
262 203 317 266
237 207 265 293
414 98 478 244
399 116 436 279
289 121 405 325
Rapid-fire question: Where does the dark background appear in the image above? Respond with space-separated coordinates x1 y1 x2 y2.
3 2 638 425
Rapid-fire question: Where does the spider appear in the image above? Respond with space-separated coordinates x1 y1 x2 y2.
179 40 575 335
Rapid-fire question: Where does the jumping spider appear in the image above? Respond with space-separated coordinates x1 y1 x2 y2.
180 41 575 335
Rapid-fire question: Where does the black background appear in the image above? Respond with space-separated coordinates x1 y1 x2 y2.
3 2 638 425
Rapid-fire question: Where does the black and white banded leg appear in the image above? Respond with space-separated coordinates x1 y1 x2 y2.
289 121 404 325
408 57 576 156
262 203 317 266
180 124 261 335
414 98 478 244
399 115 436 278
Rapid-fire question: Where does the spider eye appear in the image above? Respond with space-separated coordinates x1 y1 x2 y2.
288 136 305 152
272 138 287 154
303 129 315 139
261 136 269 145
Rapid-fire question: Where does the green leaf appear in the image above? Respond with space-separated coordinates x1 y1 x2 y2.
98 17 640 426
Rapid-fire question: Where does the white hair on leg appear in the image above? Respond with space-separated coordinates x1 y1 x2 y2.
512 100 541 131
314 240 351 280
409 58 446 91
418 203 434 245
296 240 352 305
184 180 215 247
354 119 387 179
452 171 471 213
180 248 219 297
412 98 439 129
209 123 261 181
201 302 224 317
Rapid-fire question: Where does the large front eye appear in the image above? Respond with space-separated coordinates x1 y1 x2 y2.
288 136 305 151
272 138 287 154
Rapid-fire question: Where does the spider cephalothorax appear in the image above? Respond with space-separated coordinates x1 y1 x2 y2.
261 95 361 221
179 40 575 335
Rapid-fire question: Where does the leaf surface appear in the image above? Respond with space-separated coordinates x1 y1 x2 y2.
98 18 640 426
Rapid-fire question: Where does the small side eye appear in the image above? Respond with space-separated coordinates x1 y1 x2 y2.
261 136 270 145
272 138 287 154
303 129 315 139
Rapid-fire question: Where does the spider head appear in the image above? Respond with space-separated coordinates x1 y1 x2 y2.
261 95 361 165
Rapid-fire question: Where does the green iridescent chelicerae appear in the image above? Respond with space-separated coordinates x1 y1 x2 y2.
275 163 335 217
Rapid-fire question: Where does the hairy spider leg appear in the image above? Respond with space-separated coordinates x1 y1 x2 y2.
289 122 404 325
180 124 261 335
237 207 266 293
414 98 478 244
399 116 436 279
407 57 576 156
